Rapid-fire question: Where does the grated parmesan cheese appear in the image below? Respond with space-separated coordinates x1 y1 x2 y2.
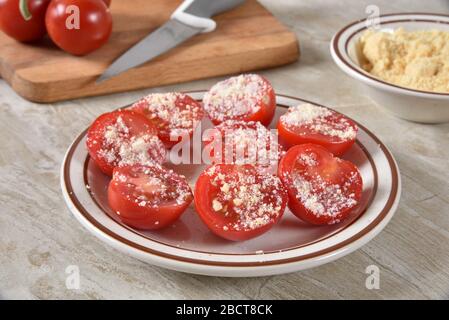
291 168 360 224
112 164 192 208
280 104 357 141
299 153 318 167
97 116 166 168
203 74 272 123
212 199 223 211
130 92 203 140
212 120 284 171
207 165 286 231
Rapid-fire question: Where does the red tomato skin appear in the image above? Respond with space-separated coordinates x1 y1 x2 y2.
108 177 192 230
278 144 363 225
45 0 112 55
87 112 118 176
194 164 288 241
277 115 357 157
130 94 204 149
102 0 111 7
108 181 192 230
0 0 50 42
258 80 276 126
205 76 276 127
86 110 162 176
237 82 276 127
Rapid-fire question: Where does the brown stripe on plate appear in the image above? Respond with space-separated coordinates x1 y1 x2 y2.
63 93 399 267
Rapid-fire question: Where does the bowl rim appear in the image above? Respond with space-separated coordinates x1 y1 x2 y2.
330 12 449 99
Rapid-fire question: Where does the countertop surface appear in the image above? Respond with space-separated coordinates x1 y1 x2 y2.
1 0 449 299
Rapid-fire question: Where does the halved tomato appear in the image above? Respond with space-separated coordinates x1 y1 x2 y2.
204 120 283 173
277 103 358 156
108 164 193 230
202 74 276 126
130 93 204 148
194 164 288 241
86 110 166 176
278 144 363 225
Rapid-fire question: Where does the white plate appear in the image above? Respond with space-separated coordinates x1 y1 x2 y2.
61 92 401 277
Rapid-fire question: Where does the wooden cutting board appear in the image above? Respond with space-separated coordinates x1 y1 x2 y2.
0 0 299 103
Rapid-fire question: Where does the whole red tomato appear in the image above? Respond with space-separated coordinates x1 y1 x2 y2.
45 0 112 56
0 0 50 42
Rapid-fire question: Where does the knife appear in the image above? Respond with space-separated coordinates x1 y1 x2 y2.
97 0 246 83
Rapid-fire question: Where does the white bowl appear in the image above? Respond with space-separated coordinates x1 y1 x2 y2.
330 13 449 123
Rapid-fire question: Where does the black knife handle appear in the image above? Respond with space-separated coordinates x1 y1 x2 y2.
184 0 246 18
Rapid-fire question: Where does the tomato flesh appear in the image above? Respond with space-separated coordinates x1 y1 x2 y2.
86 110 166 176
108 164 193 230
203 74 276 126
45 0 112 55
0 0 50 42
130 93 204 148
204 120 283 174
278 144 363 225
277 103 358 156
194 164 288 241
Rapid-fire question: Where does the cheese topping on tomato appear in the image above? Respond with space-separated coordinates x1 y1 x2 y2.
131 93 203 137
213 120 284 168
280 104 357 141
206 166 285 231
203 74 270 122
291 159 360 224
112 165 192 208
298 153 318 167
98 116 166 167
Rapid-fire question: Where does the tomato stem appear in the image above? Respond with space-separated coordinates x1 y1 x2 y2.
19 0 32 21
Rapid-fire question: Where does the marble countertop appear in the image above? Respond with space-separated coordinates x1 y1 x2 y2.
1 0 449 299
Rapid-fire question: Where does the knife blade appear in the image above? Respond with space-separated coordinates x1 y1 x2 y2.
97 0 246 83
96 19 202 83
